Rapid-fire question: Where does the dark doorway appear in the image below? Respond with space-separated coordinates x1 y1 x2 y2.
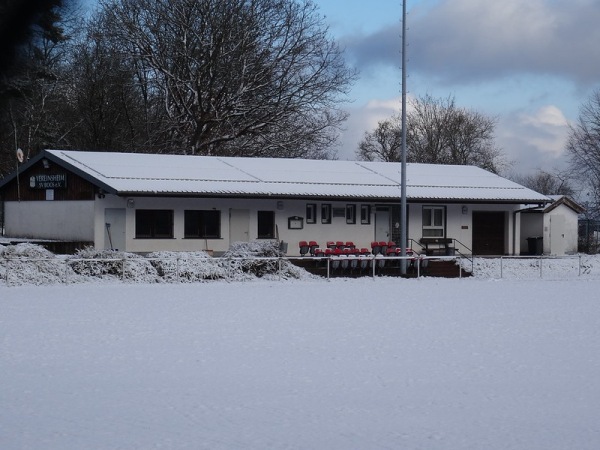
472 211 505 255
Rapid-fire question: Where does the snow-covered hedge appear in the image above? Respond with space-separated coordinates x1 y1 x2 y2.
0 241 315 286
221 241 310 280
146 251 226 282
70 248 160 283
0 243 80 285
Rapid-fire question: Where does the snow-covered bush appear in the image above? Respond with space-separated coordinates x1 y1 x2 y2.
222 241 314 280
0 242 315 286
146 251 227 282
69 248 159 283
0 243 80 285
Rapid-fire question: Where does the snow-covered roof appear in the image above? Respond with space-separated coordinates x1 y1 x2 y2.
34 150 550 203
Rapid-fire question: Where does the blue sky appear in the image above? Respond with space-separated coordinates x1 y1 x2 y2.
315 0 600 176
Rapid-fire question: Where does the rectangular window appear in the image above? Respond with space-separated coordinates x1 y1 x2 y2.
135 209 174 238
184 210 221 238
346 204 356 224
360 204 371 224
321 204 332 224
257 210 275 238
422 206 445 237
306 203 317 224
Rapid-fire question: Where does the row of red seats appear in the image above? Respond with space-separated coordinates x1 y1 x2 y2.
370 241 414 256
299 240 414 257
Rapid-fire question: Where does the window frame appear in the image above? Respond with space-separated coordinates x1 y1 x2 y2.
360 204 371 224
184 210 221 239
306 203 317 224
346 204 356 224
422 205 446 237
321 204 332 224
135 209 174 239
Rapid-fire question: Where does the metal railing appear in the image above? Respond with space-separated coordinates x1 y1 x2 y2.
1 254 596 286
1 254 469 285
474 255 589 280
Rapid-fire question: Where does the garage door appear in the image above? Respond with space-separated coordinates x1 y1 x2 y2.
472 211 505 255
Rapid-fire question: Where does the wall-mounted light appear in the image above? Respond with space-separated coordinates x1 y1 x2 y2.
42 158 50 169
277 201 284 210
127 198 135 208
97 188 105 199
462 205 468 215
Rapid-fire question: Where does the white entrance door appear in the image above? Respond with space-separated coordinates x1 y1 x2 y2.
549 215 566 255
375 207 390 242
230 209 250 244
104 208 126 251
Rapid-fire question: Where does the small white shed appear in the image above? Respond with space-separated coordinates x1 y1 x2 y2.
520 195 585 255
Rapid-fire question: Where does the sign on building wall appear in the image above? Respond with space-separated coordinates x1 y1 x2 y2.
29 174 67 189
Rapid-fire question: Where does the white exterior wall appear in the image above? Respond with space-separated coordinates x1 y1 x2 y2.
2 195 527 256
543 204 580 255
276 200 378 255
407 203 520 255
5 200 94 241
93 196 383 255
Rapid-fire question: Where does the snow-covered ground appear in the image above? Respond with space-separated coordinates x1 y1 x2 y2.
2 272 600 449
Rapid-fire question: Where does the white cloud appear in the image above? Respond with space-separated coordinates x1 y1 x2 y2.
337 97 405 160
497 105 571 173
521 105 569 129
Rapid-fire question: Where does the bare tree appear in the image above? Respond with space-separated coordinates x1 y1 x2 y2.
96 0 356 158
567 89 600 217
0 0 78 175
356 116 402 162
512 169 576 197
64 20 168 152
357 94 507 173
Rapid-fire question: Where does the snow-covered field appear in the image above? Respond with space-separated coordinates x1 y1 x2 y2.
2 272 600 449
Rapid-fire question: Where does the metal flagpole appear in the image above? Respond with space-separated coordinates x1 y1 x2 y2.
400 1 408 274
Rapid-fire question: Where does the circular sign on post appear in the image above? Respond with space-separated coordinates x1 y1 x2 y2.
16 148 24 163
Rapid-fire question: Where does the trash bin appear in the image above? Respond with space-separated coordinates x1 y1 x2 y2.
526 236 543 255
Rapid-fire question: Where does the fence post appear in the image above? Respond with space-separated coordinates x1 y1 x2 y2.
326 257 330 280
176 257 180 282
579 255 582 277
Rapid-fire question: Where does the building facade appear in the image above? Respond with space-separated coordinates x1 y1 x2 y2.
1 150 552 256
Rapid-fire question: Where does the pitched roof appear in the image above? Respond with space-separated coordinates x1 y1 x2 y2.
4 150 551 204
544 195 586 214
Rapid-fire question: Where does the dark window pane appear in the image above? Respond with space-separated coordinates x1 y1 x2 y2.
321 204 331 224
185 210 221 238
306 204 316 224
135 209 173 239
257 211 275 238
